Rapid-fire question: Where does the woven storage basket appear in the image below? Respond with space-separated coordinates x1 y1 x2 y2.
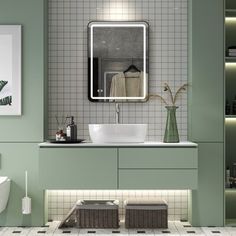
125 199 168 229
76 200 119 228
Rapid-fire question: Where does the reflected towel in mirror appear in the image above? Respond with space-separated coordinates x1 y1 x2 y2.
109 72 126 97
109 71 146 97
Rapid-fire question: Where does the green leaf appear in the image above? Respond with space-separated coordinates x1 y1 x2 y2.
0 81 8 92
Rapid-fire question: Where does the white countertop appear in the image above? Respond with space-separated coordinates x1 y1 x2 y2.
39 141 198 147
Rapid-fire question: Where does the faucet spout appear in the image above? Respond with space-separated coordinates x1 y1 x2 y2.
115 103 120 124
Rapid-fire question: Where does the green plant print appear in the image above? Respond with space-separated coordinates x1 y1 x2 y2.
0 96 12 105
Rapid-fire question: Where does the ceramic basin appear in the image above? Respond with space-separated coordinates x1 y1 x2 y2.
89 124 147 143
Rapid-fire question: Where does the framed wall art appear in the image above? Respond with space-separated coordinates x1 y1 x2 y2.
0 25 21 115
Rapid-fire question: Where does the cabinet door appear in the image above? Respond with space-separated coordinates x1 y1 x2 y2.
119 148 198 169
39 148 117 189
189 0 224 142
191 143 224 226
119 169 198 190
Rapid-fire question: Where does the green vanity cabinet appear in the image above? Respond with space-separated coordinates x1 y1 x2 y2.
118 147 198 189
39 145 198 190
39 148 117 189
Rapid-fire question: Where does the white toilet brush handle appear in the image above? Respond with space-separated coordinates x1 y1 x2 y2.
25 171 27 197
22 170 31 214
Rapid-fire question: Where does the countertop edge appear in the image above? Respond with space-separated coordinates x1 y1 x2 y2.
38 141 198 148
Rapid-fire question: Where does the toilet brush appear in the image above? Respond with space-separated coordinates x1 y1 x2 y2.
22 171 31 214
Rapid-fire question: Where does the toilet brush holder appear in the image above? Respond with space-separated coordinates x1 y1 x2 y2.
22 197 31 214
22 171 31 215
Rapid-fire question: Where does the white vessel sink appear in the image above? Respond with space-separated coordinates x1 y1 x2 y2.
89 124 147 143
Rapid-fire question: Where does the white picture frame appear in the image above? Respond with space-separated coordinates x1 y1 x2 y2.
0 25 21 115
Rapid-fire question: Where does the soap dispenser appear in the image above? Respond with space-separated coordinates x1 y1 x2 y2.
66 116 77 141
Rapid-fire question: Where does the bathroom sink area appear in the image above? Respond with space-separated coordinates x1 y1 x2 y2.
89 124 147 143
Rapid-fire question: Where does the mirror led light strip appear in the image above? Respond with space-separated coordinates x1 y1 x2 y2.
90 22 147 100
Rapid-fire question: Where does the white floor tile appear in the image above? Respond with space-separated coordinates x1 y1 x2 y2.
128 229 154 236
78 228 128 236
201 226 231 235
54 227 79 236
28 227 54 236
2 227 31 236
77 229 94 236
225 226 236 235
46 222 61 232
79 228 108 235
0 227 8 236
76 221 128 236
154 230 179 235
4 221 236 235
153 222 177 235
176 226 204 235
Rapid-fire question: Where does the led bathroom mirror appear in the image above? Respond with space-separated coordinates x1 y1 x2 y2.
88 21 148 102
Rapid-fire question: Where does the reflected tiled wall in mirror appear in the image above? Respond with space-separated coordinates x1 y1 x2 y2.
48 0 188 141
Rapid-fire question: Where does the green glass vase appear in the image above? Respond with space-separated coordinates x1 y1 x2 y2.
163 106 179 143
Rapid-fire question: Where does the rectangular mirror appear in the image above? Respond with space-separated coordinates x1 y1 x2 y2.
88 21 148 102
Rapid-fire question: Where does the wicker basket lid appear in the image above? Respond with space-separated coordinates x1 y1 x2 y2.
124 199 168 209
125 199 167 205
76 200 119 209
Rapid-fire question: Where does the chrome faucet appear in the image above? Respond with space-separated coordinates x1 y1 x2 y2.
115 103 120 124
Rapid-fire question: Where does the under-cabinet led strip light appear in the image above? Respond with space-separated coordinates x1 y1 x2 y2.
225 17 236 22
90 22 147 100
47 190 189 221
225 62 236 66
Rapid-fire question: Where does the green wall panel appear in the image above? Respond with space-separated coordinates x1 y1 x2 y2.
0 143 44 226
0 0 46 142
189 0 225 226
0 0 46 227
189 0 224 142
191 143 224 226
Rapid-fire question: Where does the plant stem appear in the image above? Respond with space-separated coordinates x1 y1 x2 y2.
55 115 59 127
173 83 188 105
164 83 174 105
149 94 168 105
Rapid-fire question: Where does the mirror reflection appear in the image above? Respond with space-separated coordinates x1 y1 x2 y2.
88 22 148 102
